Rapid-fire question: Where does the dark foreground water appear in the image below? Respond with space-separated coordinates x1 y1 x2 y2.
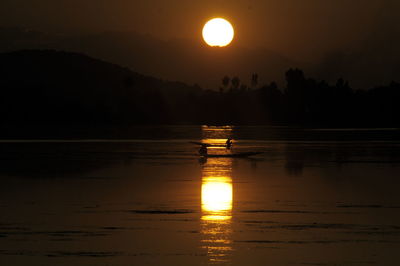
0 126 400 265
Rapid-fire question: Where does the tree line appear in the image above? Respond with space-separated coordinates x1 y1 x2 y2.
0 50 398 127
192 68 399 126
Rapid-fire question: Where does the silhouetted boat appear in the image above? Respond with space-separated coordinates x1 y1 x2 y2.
189 141 228 147
202 152 263 158
190 141 218 147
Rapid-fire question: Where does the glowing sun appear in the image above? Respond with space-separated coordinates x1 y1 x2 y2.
202 18 234 47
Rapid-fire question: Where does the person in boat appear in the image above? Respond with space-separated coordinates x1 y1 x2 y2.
199 144 208 156
226 138 233 149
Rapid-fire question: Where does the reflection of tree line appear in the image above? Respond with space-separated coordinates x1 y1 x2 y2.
0 142 131 177
283 143 400 176
284 144 353 176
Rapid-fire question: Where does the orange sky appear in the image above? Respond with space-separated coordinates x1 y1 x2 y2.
0 0 397 61
1 0 399 89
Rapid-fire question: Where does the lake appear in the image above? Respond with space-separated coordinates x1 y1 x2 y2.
0 126 399 265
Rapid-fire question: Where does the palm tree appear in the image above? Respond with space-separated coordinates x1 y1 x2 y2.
251 73 259 89
221 76 230 92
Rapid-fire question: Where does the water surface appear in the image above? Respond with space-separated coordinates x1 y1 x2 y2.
0 126 399 265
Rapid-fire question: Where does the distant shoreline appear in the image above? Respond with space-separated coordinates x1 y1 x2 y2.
0 125 399 141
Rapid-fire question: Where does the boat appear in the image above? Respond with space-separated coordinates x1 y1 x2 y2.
202 152 263 158
190 141 212 146
189 141 228 147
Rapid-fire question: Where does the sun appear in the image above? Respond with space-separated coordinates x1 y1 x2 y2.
202 18 234 47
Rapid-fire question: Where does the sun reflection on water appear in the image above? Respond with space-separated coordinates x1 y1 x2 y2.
202 176 232 215
201 160 233 263
200 126 234 263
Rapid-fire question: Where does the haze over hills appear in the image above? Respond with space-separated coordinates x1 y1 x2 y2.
1 27 400 90
0 28 294 90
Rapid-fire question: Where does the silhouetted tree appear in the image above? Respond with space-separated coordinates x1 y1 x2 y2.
251 73 258 89
284 68 308 123
231 76 240 90
222 76 230 91
259 82 283 123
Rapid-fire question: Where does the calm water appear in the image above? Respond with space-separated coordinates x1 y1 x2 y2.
0 126 400 265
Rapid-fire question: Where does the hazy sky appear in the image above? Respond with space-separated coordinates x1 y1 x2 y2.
1 0 398 61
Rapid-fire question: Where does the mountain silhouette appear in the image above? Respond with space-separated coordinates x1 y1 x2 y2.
0 49 202 125
1 27 400 89
0 28 295 89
